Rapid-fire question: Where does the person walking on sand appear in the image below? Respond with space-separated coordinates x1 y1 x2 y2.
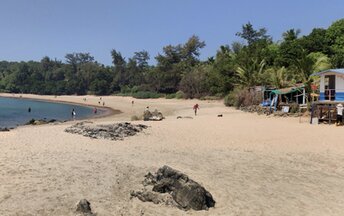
336 103 343 126
193 103 199 116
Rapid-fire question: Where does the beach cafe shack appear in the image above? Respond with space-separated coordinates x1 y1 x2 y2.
261 84 306 113
310 68 344 124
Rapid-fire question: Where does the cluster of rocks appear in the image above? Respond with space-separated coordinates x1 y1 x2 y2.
131 165 215 211
239 105 304 117
64 121 148 140
25 118 61 125
272 111 302 117
143 109 164 121
0 118 61 132
0 127 11 132
239 105 270 115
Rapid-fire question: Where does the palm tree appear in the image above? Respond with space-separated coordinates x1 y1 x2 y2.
236 59 266 87
266 67 292 89
293 50 331 102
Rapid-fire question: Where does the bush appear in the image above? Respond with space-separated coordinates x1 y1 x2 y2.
130 86 140 94
200 95 222 100
224 91 237 107
120 86 131 94
165 93 176 99
132 91 162 99
175 90 185 99
289 103 299 113
224 87 262 108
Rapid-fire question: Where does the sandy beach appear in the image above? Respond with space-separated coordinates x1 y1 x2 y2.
1 94 344 215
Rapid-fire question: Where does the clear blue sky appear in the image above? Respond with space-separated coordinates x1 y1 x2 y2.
0 0 343 65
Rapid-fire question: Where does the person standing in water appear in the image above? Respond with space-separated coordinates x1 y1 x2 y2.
72 108 76 119
28 107 31 113
193 104 199 116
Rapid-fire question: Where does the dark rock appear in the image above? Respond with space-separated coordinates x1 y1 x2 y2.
26 119 36 125
76 199 94 215
0 127 10 132
131 166 215 211
25 118 61 125
176 116 193 119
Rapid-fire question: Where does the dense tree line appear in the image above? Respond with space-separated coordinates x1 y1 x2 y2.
1 19 344 98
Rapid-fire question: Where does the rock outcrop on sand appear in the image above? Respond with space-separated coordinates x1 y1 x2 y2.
239 105 303 117
0 127 10 132
75 199 95 216
65 121 148 140
25 118 60 125
131 165 215 211
143 109 164 121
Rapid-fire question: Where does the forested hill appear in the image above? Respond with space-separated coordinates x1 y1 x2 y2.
1 19 344 98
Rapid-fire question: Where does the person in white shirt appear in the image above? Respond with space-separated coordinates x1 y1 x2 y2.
336 103 343 126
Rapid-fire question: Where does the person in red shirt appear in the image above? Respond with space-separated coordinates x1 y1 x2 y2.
193 104 199 116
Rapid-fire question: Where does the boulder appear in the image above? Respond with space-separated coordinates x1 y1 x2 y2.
131 166 215 211
76 199 94 216
143 109 164 121
143 110 152 121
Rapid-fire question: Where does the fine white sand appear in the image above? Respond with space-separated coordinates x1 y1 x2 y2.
1 94 344 216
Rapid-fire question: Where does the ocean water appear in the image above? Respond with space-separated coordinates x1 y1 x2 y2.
0 97 101 128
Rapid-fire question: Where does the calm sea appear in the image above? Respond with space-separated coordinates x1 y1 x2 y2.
0 97 101 128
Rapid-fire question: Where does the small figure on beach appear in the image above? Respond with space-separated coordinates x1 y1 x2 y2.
132 100 134 106
98 101 100 105
93 107 97 114
103 101 105 106
72 108 76 119
100 97 102 100
336 103 343 126
193 104 199 116
28 107 31 113
145 106 150 112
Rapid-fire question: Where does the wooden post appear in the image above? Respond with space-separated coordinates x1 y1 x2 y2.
310 103 314 124
328 104 332 125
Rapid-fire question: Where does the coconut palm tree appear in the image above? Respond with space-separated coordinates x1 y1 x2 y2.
236 59 266 87
266 67 293 89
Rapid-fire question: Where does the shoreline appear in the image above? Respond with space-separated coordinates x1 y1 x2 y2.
0 94 122 129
